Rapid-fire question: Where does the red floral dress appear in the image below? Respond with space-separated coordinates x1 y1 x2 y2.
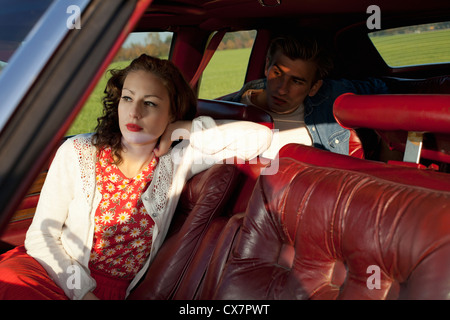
89 147 158 280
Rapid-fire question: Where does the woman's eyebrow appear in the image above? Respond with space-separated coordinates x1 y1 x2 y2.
123 88 162 99
123 88 134 95
144 94 162 99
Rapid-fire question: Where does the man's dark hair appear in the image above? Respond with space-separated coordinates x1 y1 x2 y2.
266 32 334 82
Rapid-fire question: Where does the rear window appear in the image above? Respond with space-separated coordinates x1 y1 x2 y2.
199 30 256 99
368 21 450 68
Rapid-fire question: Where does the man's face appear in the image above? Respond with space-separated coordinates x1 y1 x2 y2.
265 51 322 114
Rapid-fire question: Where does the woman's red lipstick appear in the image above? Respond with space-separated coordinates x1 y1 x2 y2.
126 123 142 132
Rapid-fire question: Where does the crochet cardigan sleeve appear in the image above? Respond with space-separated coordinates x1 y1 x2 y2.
25 134 97 300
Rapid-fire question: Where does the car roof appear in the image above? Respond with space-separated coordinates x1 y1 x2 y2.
138 0 450 32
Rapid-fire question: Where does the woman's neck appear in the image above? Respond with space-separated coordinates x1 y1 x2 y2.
116 141 157 179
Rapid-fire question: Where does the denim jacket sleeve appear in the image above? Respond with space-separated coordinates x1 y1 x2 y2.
304 78 389 155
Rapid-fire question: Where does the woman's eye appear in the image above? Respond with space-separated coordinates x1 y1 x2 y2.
121 96 132 102
144 101 157 107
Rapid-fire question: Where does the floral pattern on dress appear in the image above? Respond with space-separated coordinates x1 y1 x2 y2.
89 147 158 279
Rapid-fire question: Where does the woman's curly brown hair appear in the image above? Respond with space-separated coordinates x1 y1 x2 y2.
93 54 197 163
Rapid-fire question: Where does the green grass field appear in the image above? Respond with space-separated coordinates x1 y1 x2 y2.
198 48 252 99
369 29 450 67
66 60 131 136
66 30 449 135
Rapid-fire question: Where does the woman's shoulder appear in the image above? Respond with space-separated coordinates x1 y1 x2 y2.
62 133 95 149
55 133 96 161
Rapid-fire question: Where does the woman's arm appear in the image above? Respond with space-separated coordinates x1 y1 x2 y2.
165 116 272 177
155 116 272 161
24 138 96 300
154 120 192 158
190 116 272 159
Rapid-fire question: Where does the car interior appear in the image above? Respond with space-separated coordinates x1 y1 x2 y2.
0 0 449 300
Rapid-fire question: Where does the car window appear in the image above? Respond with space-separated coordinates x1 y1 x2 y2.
198 30 256 99
0 0 54 74
66 31 173 136
368 21 450 68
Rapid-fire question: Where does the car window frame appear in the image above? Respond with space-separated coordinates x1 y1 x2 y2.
0 0 150 233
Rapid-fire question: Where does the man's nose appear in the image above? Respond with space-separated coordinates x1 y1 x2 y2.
277 77 289 95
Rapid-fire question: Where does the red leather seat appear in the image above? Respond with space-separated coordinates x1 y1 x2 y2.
206 148 450 299
196 98 274 129
130 143 450 300
278 144 450 192
128 164 241 299
129 99 273 299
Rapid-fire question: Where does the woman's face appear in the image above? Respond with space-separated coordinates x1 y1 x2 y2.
118 70 172 149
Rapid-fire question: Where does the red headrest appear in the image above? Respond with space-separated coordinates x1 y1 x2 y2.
333 93 450 133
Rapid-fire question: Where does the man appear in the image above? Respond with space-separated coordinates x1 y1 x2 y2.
222 33 389 159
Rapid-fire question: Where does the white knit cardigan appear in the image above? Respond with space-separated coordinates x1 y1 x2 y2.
25 116 272 300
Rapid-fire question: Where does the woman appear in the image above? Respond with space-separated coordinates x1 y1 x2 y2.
0 54 272 300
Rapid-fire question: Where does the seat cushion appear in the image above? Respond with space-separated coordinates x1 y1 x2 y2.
212 158 450 299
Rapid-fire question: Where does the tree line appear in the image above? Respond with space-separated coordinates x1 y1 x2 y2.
113 33 172 62
113 30 256 62
369 21 450 37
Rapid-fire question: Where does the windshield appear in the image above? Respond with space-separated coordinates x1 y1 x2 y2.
0 0 54 73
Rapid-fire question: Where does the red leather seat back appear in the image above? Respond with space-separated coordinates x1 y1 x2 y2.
348 129 364 159
196 99 274 129
128 164 240 300
196 99 276 214
212 158 450 299
279 144 450 192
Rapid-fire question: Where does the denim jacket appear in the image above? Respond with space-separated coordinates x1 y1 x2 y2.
222 77 389 155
